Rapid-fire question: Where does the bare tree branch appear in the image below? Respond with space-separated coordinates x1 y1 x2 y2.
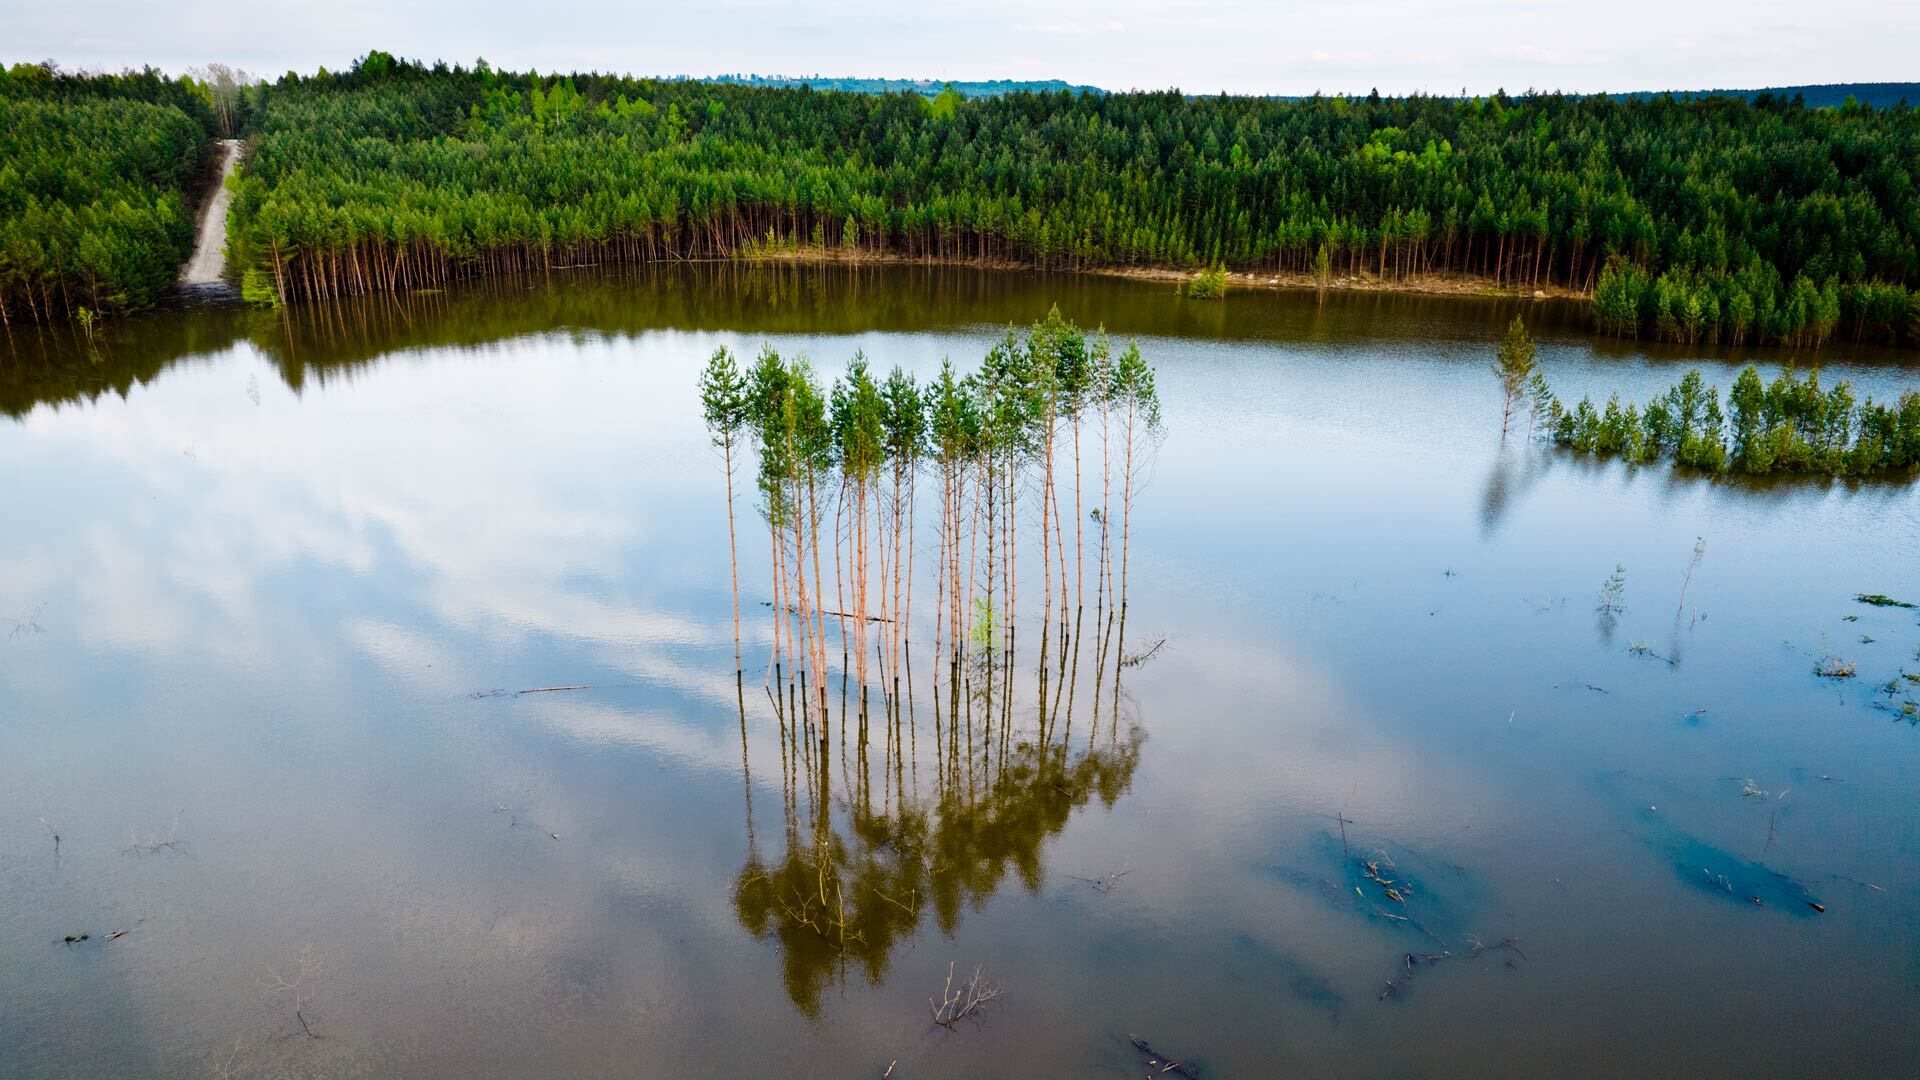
929 961 1003 1028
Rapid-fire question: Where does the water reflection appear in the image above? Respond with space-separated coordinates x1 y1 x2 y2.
2 264 1918 1078
12 262 1918 420
735 711 1143 1015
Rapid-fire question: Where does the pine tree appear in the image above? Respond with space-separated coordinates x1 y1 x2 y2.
700 347 751 675
1492 316 1537 438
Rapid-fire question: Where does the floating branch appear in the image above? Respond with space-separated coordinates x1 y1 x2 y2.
469 685 591 699
1127 1034 1200 1079
760 601 896 624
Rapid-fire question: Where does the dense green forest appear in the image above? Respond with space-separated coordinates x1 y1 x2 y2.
8 51 1920 350
0 64 219 322
217 53 1920 347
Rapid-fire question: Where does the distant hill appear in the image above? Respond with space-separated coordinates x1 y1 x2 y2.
691 74 1104 98
688 76 1915 108
1613 83 1919 109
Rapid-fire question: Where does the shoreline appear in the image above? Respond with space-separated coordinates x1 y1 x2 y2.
728 245 1592 302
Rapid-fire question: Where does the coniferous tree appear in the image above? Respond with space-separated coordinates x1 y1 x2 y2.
1493 316 1537 437
701 347 750 675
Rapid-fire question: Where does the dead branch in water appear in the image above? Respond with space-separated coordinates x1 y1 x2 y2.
1466 935 1527 961
1379 935 1525 1001
761 601 895 624
929 962 1003 1028
469 685 591 699
261 943 322 1038
1120 636 1166 668
1327 783 1358 858
123 811 184 855
6 603 46 638
208 1038 250 1080
1127 1034 1200 1079
1067 866 1132 893
1628 642 1676 665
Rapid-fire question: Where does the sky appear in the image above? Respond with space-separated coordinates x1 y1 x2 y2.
2 0 1915 96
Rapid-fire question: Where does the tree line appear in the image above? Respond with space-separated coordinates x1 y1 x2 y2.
211 51 1920 349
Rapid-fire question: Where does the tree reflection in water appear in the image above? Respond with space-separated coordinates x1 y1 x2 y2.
734 688 1143 1017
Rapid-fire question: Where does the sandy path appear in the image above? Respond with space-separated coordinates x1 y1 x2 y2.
180 139 242 285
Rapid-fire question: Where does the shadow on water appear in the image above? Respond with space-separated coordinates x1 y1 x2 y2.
1593 772 1832 920
1223 932 1347 1018
1668 835 1827 915
1261 829 1490 950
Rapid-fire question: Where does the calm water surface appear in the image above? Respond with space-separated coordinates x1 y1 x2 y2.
3 266 1919 1078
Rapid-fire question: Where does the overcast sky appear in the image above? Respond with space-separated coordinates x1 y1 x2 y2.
3 0 1915 96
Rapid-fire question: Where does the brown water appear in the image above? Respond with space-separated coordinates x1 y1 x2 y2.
3 265 1918 1078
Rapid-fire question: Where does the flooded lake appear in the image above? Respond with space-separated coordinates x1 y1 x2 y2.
3 265 1919 1078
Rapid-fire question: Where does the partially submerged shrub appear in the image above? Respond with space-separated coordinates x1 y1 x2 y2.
1184 265 1229 300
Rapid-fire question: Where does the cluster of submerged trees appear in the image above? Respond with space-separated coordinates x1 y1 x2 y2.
1494 316 1920 476
708 308 1161 1008
1544 366 1920 476
5 49 1901 346
702 307 1160 743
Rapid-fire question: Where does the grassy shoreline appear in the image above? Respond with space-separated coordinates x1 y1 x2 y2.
728 244 1590 301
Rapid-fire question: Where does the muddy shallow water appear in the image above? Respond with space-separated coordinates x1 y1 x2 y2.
3 265 1918 1078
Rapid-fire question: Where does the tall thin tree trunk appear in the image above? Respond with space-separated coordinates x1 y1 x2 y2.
723 431 742 674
